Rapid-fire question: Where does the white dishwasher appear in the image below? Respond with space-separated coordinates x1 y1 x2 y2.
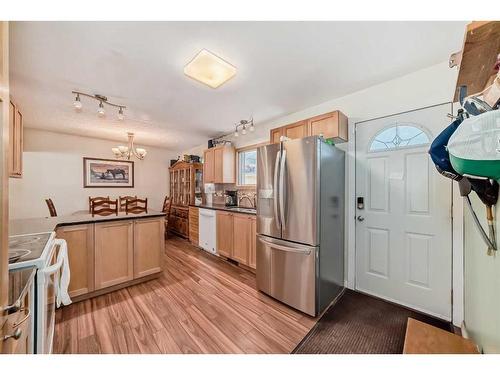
198 208 217 254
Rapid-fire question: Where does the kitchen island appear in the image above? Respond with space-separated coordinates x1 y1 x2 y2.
10 211 165 302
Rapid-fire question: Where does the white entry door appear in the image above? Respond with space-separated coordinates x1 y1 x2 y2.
355 104 452 320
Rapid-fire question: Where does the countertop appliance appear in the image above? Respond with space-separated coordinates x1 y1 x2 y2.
256 135 345 317
224 190 238 207
8 232 67 353
199 208 217 254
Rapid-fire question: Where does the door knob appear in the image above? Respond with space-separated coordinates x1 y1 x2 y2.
357 215 365 222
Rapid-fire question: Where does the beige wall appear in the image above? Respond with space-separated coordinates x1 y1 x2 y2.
464 194 500 353
9 128 177 219
184 61 458 154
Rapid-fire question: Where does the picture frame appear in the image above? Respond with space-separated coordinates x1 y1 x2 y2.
83 157 134 188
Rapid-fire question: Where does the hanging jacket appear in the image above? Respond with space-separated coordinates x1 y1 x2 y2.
428 117 463 180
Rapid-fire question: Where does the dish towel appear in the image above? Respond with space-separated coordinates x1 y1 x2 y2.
54 238 72 307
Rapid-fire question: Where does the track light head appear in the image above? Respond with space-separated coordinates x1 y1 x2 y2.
73 93 82 111
97 101 105 117
117 107 124 121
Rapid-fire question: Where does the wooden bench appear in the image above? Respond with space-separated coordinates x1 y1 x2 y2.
403 318 479 354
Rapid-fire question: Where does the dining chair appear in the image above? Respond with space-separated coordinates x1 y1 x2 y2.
89 196 110 213
45 198 57 217
91 198 118 217
125 198 148 215
162 196 173 239
119 195 137 212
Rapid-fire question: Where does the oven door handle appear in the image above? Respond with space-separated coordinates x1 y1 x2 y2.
40 239 66 276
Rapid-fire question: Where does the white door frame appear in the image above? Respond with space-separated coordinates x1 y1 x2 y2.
345 103 464 326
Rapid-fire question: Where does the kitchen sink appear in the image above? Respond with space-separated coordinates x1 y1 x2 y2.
227 207 256 214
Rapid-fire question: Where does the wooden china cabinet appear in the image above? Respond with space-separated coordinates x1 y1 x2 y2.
168 161 203 238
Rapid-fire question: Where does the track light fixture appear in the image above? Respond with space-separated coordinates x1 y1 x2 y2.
233 117 254 138
72 91 126 120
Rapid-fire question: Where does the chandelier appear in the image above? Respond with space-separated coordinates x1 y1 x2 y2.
72 91 126 120
112 133 147 160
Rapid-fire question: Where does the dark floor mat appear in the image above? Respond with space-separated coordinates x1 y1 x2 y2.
293 289 451 354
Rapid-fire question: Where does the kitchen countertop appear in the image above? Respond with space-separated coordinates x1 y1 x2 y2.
190 204 256 215
8 267 36 307
10 210 166 236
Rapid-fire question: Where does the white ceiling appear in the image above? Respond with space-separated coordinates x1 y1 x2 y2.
10 21 467 151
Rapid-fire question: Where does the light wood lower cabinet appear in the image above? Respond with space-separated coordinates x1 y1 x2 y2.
57 217 164 301
1 277 34 354
216 211 233 258
232 213 253 265
56 224 95 298
133 218 164 278
249 216 256 269
188 206 199 245
215 211 256 269
94 220 134 290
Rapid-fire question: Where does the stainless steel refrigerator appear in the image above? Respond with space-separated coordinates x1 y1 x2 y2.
256 135 345 316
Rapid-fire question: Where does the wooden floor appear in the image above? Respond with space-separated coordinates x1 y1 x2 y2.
53 236 317 354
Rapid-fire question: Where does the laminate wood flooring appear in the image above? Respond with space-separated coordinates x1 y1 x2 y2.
53 236 317 354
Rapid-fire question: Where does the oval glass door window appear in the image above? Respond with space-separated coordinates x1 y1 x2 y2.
369 124 430 152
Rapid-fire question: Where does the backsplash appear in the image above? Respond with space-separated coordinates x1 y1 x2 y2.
210 183 257 208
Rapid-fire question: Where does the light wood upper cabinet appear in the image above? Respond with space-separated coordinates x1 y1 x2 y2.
308 110 348 141
269 110 348 144
8 100 23 178
216 211 233 258
56 224 95 298
270 128 283 144
249 216 256 269
203 149 215 183
232 213 253 266
133 218 164 279
94 220 134 290
214 147 224 182
283 120 308 140
203 146 235 184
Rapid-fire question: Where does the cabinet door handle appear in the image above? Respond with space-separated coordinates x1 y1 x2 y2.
3 328 22 341
13 308 31 328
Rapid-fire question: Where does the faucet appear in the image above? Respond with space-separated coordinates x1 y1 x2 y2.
238 193 256 208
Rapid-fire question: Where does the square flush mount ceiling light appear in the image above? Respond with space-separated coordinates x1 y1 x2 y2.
184 49 236 89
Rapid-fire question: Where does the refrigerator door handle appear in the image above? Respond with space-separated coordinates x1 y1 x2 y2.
279 149 287 229
257 236 311 255
273 151 281 227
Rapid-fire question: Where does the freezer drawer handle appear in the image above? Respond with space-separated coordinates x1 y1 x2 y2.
258 237 311 255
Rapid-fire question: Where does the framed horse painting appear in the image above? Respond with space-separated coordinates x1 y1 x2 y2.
83 157 135 188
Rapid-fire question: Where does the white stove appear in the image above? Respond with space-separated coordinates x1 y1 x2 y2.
8 231 66 354
8 232 55 269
